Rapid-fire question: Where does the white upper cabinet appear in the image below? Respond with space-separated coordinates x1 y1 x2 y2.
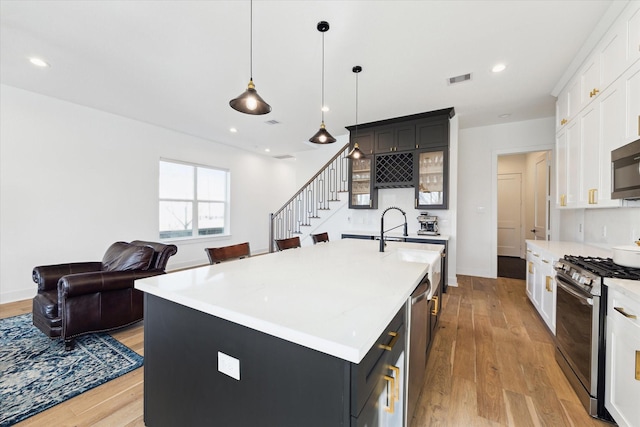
555 1 639 209
624 61 640 141
579 55 601 110
626 1 640 65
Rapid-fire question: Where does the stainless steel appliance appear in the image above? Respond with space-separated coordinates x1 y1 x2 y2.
611 137 640 200
407 274 431 421
417 212 439 236
554 255 640 421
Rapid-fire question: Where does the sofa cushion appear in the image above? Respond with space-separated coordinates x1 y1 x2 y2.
102 242 155 272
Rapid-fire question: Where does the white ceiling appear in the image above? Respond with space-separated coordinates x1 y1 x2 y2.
0 0 617 158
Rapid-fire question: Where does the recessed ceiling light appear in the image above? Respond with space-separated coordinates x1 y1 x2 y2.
29 57 50 68
264 148 271 153
229 127 238 133
321 105 330 112
492 63 507 73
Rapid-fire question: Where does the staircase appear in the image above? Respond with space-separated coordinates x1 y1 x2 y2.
269 143 350 252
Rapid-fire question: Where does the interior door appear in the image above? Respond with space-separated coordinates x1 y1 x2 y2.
498 173 522 257
533 152 550 240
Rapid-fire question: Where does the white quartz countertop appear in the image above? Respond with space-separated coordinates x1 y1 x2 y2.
525 240 612 260
343 230 449 242
136 239 441 363
605 278 640 303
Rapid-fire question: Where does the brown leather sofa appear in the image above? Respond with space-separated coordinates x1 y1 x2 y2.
32 240 177 350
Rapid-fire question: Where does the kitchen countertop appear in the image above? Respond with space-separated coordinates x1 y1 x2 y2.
605 277 640 302
525 240 612 259
343 229 449 241
135 239 441 363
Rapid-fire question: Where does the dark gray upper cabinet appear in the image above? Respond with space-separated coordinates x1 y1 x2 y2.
417 118 449 148
345 108 454 210
375 124 416 153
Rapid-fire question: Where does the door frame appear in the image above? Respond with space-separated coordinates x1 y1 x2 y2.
490 144 555 278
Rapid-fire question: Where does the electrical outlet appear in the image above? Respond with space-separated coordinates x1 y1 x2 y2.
218 351 240 380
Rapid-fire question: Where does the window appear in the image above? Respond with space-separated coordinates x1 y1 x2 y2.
159 159 229 239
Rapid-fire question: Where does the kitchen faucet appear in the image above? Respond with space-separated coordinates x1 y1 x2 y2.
380 207 408 252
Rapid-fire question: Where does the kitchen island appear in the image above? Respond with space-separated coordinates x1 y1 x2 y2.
135 239 438 427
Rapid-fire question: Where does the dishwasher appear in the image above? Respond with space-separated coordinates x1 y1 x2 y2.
407 273 431 422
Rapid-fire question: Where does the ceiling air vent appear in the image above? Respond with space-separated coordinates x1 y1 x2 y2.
274 154 295 160
448 73 472 85
265 119 281 125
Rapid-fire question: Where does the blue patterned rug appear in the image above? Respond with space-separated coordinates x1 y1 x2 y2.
0 314 143 426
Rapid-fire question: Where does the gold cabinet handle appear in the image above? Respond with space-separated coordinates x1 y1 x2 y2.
614 306 637 319
388 365 400 400
542 259 550 264
379 331 399 351
545 276 552 292
528 261 533 274
560 118 567 125
636 351 640 381
560 194 566 206
587 188 598 204
384 374 396 413
589 88 599 98
432 295 439 316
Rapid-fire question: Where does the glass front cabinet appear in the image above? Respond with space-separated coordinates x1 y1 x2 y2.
415 147 448 209
348 131 377 209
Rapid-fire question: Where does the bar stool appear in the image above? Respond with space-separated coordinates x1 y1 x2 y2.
205 242 251 264
275 237 301 251
311 232 329 244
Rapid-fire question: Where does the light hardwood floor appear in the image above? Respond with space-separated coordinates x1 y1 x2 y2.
2 276 611 426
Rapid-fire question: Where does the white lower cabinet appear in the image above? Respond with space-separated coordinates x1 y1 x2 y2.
525 243 556 334
606 287 640 427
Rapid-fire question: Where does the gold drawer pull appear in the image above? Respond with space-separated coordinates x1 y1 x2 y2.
546 276 552 292
389 365 400 398
432 295 439 316
379 331 399 351
384 374 395 413
528 261 533 274
614 307 637 319
636 351 640 381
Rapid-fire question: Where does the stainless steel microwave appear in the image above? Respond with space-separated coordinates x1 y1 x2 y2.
611 138 640 200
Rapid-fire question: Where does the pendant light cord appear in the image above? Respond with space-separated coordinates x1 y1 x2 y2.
250 0 253 79
355 70 358 137
321 31 325 123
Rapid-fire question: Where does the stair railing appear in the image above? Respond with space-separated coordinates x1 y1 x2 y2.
269 143 350 252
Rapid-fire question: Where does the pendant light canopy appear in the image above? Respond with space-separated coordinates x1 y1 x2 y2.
229 0 271 115
347 65 365 159
309 21 336 144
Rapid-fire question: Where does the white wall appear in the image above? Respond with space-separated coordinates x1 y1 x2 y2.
457 117 556 278
0 85 297 303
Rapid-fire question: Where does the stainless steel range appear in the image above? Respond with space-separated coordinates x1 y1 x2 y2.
554 255 640 421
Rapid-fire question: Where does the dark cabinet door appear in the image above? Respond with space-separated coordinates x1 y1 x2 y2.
352 131 374 155
395 124 416 151
374 127 395 152
375 125 415 153
415 147 449 209
349 131 377 209
416 118 448 148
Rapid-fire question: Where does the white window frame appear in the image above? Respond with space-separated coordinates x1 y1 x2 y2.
159 158 230 240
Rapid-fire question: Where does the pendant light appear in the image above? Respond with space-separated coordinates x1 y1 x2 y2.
347 65 365 159
229 0 271 115
309 21 336 144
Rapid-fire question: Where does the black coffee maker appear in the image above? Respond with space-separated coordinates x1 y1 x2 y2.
417 212 439 235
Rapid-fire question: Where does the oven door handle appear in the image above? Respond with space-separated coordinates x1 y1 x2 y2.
556 279 593 306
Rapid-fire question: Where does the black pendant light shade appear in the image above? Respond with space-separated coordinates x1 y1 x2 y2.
347 65 365 159
309 21 335 144
230 0 271 115
309 122 337 144
347 142 365 159
230 78 272 115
